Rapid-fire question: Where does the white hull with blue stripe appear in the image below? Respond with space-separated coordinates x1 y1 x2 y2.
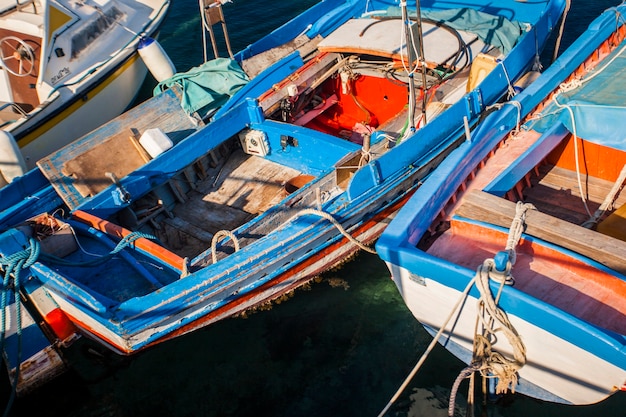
377 3 626 406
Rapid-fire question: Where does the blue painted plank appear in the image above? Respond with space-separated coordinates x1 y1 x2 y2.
485 122 569 196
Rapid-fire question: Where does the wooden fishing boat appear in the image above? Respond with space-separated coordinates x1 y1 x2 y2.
0 0 565 396
376 4 626 406
0 0 173 185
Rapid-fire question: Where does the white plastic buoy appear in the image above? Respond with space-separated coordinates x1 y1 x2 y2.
0 130 26 183
138 37 176 82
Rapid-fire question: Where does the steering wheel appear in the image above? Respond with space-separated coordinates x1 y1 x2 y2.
0 36 35 77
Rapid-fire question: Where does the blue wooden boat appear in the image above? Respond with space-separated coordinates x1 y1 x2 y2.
0 0 565 396
376 4 626 406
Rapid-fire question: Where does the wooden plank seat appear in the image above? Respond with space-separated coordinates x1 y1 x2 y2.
456 189 626 274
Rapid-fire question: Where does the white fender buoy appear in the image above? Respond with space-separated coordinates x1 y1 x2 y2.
138 37 176 82
0 130 26 183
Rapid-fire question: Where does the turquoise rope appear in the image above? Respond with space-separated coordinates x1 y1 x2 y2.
40 231 156 267
0 237 40 417
0 229 154 415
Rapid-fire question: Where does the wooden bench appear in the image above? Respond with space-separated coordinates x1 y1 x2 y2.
456 190 626 274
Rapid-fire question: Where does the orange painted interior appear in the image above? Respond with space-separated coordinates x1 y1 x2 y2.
547 135 626 182
429 219 626 334
305 73 408 135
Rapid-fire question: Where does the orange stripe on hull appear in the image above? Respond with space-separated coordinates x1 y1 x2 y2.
67 192 413 354
547 136 626 182
72 210 184 272
146 191 413 350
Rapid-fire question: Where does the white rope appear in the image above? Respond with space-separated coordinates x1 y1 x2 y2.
505 100 522 136
379 200 532 416
547 21 626 218
211 229 240 264
378 277 478 417
499 61 517 99
582 164 626 228
470 258 527 394
552 93 593 218
209 207 375 266
296 208 376 254
551 0 571 63
505 201 534 265
447 202 531 415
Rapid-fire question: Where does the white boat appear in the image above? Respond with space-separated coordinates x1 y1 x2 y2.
0 0 172 185
376 4 626 406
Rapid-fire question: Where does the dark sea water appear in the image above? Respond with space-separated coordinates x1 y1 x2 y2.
13 1 626 416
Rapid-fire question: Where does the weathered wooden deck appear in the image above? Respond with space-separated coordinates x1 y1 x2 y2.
151 148 301 259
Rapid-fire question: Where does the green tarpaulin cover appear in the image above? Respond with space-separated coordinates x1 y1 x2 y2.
154 58 249 116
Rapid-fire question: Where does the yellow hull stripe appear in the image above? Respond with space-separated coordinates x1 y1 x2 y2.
18 53 142 148
48 4 74 39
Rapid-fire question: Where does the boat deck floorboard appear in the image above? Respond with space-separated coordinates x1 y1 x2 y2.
155 149 300 259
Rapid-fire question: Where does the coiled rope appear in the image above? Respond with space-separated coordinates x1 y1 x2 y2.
379 202 531 417
0 228 155 415
0 237 40 417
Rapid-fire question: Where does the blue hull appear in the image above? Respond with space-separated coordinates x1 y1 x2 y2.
0 0 565 394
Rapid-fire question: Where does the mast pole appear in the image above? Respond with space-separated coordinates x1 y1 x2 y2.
415 0 428 126
401 1 417 134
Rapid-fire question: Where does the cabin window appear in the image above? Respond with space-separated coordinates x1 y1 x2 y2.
70 7 124 59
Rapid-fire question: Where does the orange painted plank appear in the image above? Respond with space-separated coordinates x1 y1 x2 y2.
72 210 184 271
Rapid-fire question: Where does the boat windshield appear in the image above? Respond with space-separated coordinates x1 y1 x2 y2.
71 6 124 59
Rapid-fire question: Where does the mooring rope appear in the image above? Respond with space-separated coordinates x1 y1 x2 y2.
40 230 157 267
0 237 40 417
210 207 375 265
211 230 241 264
296 208 376 254
582 164 626 228
447 202 532 416
0 227 157 414
377 276 477 417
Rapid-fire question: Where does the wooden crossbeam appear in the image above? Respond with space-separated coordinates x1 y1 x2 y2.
456 190 626 274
